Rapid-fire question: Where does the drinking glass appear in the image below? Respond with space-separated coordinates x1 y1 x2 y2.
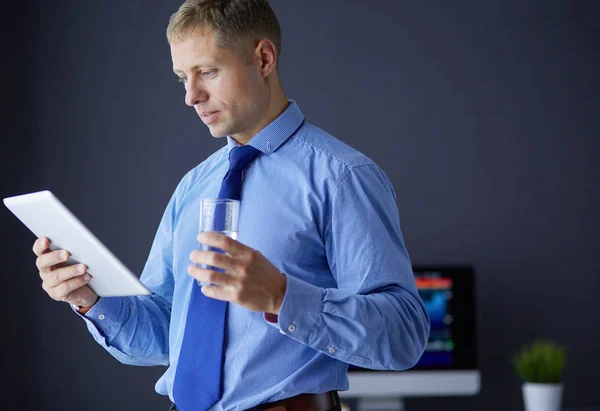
197 198 240 286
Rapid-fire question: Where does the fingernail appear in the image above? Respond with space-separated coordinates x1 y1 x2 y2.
61 251 68 260
83 274 91 281
77 264 85 273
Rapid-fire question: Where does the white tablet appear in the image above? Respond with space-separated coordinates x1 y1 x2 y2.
3 190 152 297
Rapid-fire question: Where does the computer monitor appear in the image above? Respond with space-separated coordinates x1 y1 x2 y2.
339 265 480 411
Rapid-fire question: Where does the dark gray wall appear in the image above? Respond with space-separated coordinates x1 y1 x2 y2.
1 1 598 410
1 2 35 410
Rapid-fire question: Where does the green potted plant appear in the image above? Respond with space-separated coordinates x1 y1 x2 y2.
513 339 567 411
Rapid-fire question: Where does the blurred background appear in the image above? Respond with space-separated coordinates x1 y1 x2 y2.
1 0 598 410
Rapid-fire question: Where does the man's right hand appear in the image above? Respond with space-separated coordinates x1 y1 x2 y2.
33 237 99 309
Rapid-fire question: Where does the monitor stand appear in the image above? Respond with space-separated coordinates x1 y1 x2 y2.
355 397 405 411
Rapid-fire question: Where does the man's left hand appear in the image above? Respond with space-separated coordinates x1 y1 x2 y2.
188 232 287 315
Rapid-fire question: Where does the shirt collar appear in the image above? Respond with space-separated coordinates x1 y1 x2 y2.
226 100 304 156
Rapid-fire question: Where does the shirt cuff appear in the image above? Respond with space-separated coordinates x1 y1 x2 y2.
71 296 123 332
264 274 324 343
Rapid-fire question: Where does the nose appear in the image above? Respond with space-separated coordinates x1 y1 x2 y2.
185 82 208 107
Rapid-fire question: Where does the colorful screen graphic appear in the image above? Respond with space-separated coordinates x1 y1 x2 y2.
414 274 454 367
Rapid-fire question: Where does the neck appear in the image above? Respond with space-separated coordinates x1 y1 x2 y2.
232 86 289 145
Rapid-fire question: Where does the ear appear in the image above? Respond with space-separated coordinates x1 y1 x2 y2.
253 39 277 78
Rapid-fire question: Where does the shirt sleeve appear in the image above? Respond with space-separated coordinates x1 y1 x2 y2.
71 189 178 367
269 163 431 370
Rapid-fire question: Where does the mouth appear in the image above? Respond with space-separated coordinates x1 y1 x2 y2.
200 111 219 125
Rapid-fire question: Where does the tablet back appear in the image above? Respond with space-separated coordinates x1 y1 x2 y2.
3 190 151 297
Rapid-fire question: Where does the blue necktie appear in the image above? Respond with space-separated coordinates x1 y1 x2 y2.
173 145 262 411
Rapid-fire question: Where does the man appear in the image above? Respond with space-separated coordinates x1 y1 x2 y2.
32 1 430 410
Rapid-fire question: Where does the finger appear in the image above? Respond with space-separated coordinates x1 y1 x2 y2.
189 250 235 272
43 264 89 288
36 249 70 272
187 265 234 287
201 284 233 302
197 232 246 256
33 237 49 256
47 273 92 301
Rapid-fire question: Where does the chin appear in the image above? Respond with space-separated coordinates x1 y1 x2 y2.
208 130 228 138
206 125 230 138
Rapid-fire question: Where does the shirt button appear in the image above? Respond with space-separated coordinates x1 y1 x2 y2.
266 142 272 152
288 324 296 332
98 314 105 320
328 347 336 354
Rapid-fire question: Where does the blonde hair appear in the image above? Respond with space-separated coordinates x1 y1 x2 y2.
167 0 282 61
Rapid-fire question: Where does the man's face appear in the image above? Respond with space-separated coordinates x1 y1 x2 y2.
170 27 268 141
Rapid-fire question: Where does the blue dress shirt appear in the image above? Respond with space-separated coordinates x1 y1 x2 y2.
74 101 430 411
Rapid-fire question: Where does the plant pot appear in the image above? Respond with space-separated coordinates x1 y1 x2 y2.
522 382 563 411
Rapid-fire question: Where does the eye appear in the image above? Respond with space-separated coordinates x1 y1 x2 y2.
202 70 216 78
177 77 187 84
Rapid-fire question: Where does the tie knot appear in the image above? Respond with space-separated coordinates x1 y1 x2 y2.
228 145 261 171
